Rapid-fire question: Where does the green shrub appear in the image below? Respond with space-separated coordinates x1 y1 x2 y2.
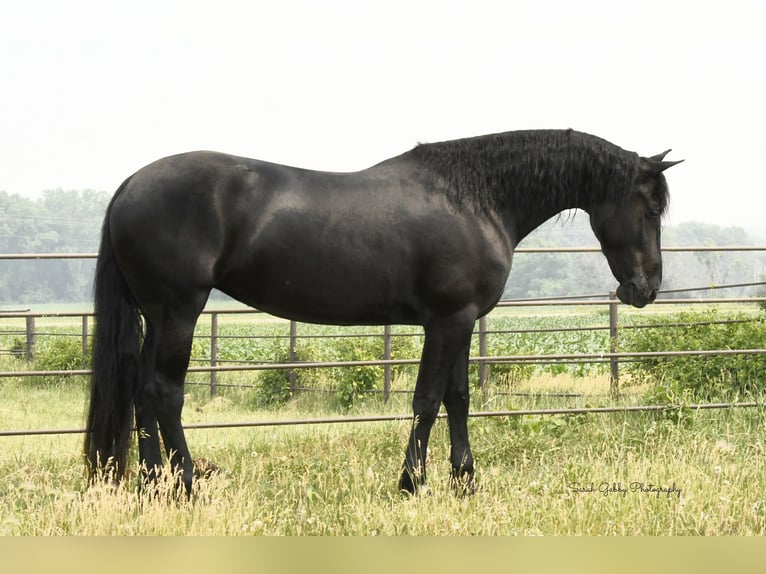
389 330 421 383
477 331 534 389
34 336 86 371
9 337 26 359
330 337 383 410
620 309 766 401
30 335 87 386
254 345 294 407
287 333 387 410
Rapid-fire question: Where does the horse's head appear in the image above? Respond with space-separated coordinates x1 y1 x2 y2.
589 150 683 308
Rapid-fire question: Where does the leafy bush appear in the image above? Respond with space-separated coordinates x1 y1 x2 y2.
29 335 87 386
641 381 695 427
9 337 26 359
255 365 294 407
282 334 385 410
34 336 86 371
329 337 383 410
389 330 421 383
478 340 535 390
620 309 766 401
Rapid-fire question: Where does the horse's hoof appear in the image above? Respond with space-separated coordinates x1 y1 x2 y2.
398 471 417 495
399 470 435 496
193 458 221 479
450 471 477 496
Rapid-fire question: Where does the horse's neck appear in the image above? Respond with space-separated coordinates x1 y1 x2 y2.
511 194 587 243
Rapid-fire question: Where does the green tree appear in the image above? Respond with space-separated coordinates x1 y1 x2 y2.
0 189 109 303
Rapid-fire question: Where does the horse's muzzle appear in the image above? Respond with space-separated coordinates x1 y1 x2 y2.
616 280 658 309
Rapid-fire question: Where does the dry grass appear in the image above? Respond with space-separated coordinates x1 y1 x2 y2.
1 374 765 535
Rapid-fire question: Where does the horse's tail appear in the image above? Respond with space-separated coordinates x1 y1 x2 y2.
84 177 143 481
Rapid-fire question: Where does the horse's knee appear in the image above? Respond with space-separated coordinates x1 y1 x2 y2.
412 396 441 426
443 389 469 412
143 377 184 415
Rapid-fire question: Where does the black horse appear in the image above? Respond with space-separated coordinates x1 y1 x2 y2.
85 129 681 494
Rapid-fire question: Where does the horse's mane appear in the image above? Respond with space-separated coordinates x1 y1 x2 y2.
409 129 647 214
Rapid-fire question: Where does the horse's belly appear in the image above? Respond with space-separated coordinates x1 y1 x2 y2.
217 257 423 325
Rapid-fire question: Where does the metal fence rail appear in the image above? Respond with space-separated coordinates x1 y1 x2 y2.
0 401 761 438
2 248 766 438
4 347 765 379
3 289 766 395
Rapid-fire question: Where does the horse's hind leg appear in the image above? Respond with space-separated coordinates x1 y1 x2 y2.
442 344 476 493
139 296 206 494
135 321 164 486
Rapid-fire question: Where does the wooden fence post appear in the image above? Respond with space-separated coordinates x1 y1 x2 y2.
210 312 218 397
383 325 392 402
609 291 619 396
25 316 35 362
81 315 89 367
479 316 488 399
289 320 297 393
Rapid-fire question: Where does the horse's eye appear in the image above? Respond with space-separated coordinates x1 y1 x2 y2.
646 208 661 219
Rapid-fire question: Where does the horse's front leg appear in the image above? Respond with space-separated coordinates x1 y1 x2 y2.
442 344 476 494
399 310 475 494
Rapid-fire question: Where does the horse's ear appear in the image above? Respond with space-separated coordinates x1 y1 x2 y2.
657 158 684 172
641 152 684 173
648 149 672 162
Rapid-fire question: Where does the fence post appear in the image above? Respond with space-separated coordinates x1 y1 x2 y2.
479 316 488 399
210 312 218 397
25 316 35 361
383 325 392 402
82 315 89 368
609 291 619 396
289 320 297 393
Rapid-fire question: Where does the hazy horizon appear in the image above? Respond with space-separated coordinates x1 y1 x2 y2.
1 1 763 228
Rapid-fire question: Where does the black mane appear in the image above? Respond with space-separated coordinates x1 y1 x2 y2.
410 129 643 213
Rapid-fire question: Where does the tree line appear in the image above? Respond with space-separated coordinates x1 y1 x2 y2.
506 214 766 300
0 190 763 305
0 189 107 304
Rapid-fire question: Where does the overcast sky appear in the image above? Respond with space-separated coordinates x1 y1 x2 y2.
1 0 763 228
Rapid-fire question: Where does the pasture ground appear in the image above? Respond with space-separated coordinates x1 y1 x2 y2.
1 373 765 535
2 305 765 535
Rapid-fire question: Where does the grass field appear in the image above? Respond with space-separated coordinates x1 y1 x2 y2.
1 307 765 535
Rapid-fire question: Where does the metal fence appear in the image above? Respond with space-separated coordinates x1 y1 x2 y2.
4 292 766 394
1 247 766 436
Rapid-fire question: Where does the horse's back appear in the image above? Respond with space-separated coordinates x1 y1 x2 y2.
107 152 267 301
108 150 513 325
